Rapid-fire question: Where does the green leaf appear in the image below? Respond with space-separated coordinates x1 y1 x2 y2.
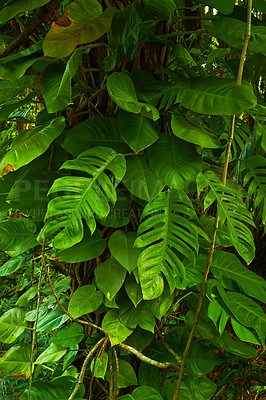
0 308 26 343
0 0 50 24
91 352 108 379
16 286 38 307
217 287 266 344
123 153 164 202
148 134 203 190
141 0 176 20
0 75 35 104
206 47 231 65
43 49 83 113
0 254 28 276
176 77 257 115
58 228 106 263
102 309 133 346
171 114 221 148
153 283 174 320
196 0 234 15
20 376 85 399
119 300 155 332
63 345 79 371
173 45 197 66
118 110 159 153
44 147 126 250
0 41 43 79
138 362 161 393
99 190 131 228
231 317 260 345
51 323 84 348
95 256 127 300
43 0 115 58
135 189 199 299
0 90 40 119
37 305 69 332
197 171 255 263
109 231 142 273
107 359 138 388
161 380 191 400
125 274 143 307
184 376 217 400
107 72 159 121
211 251 266 303
0 219 39 256
186 343 219 376
131 386 164 400
0 343 31 379
209 17 266 54
61 117 130 156
240 155 266 223
35 343 67 364
0 117 66 176
253 0 266 12
68 285 103 318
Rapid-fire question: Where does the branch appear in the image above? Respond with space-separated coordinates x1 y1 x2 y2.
118 343 180 370
0 0 61 59
68 337 106 400
173 2 253 398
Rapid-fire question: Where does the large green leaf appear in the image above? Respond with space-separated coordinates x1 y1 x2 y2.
0 75 35 104
196 0 234 15
0 343 31 379
43 49 83 113
35 344 67 364
125 274 143 307
37 304 69 332
217 287 266 344
91 352 108 379
0 308 26 343
123 154 164 202
135 189 199 299
44 147 126 250
0 0 50 24
131 386 164 400
148 134 203 190
240 155 266 223
43 0 116 58
108 231 142 273
211 251 266 303
58 228 106 263
68 285 103 318
0 219 39 256
51 323 84 348
175 77 257 115
253 0 266 12
197 171 255 263
0 41 43 79
99 190 131 228
0 117 66 176
162 376 217 400
186 343 219 376
106 359 138 388
16 286 38 307
118 110 159 153
171 114 221 148
209 17 266 54
0 90 40 119
19 376 85 399
102 309 133 346
0 254 28 276
95 256 127 300
107 72 159 121
61 117 129 156
119 300 155 332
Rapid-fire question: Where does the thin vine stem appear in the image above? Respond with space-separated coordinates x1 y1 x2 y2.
173 1 253 398
28 242 45 400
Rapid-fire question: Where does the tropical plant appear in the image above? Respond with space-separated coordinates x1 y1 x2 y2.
0 0 265 399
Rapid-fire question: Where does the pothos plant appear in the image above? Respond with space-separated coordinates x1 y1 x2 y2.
0 0 265 399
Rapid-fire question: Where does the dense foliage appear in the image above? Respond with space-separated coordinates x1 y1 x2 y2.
0 0 265 399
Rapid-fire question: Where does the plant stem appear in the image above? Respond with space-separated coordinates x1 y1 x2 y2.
173 2 253 399
28 242 45 400
118 343 180 370
68 338 105 400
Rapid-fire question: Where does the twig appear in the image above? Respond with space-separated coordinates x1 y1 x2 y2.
113 347 119 398
173 2 253 399
28 242 45 400
68 338 105 400
118 343 180 370
155 322 181 363
108 347 114 400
